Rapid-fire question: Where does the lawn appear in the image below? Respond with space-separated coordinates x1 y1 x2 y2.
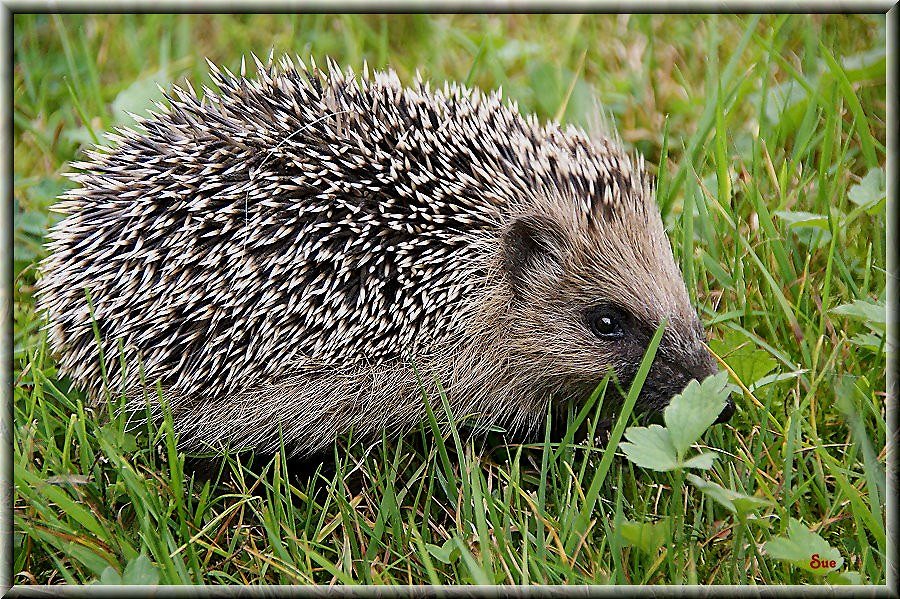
11 13 888 585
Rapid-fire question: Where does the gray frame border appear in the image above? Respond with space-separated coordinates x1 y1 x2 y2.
1 4 895 596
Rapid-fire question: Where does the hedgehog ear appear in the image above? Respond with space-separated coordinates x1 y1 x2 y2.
502 214 565 294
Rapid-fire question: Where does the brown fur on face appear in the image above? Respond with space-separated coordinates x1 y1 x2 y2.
499 149 725 419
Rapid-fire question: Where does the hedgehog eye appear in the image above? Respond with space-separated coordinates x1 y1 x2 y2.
586 305 626 340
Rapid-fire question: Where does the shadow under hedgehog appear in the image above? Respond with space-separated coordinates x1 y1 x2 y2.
37 55 734 460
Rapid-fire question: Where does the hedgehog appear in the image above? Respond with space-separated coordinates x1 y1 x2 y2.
36 54 734 458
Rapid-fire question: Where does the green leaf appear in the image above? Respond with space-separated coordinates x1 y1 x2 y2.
775 210 829 230
121 554 160 585
774 210 832 248
709 331 778 386
96 555 159 585
14 209 49 236
496 40 542 62
848 167 885 212
831 299 885 333
619 519 670 555
425 540 459 565
680 452 718 471
99 424 138 454
528 61 561 118
763 79 809 126
848 332 883 352
112 68 169 126
619 373 732 472
763 518 844 575
65 126 103 148
749 368 809 392
827 570 864 585
745 514 774 530
98 566 123 585
687 474 772 517
664 371 730 456
619 425 678 471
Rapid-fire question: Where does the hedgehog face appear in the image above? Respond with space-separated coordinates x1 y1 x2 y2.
501 203 734 424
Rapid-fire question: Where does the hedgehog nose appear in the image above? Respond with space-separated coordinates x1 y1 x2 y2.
713 396 735 424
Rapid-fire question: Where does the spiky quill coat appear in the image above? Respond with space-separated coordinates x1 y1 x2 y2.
37 56 716 456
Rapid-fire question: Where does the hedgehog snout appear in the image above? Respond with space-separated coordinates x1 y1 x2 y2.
637 332 734 424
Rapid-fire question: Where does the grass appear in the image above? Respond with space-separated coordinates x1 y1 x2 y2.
12 13 888 585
